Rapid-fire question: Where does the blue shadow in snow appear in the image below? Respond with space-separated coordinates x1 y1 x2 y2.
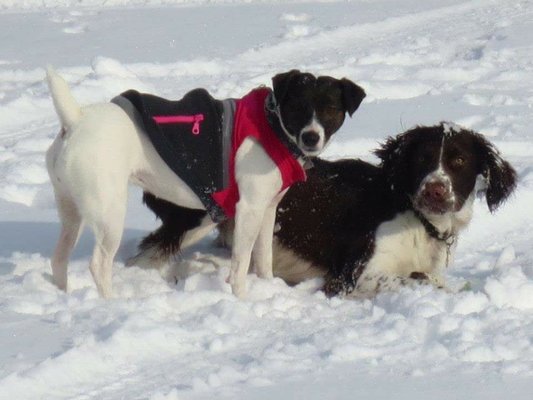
0 221 148 261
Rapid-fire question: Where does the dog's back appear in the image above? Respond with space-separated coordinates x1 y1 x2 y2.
271 158 396 283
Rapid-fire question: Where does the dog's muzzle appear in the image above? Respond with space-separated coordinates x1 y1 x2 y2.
415 180 455 214
299 129 323 154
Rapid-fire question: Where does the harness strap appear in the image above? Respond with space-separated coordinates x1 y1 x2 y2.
220 98 236 189
264 91 306 160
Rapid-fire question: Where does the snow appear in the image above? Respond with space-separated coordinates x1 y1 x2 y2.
1 0 532 399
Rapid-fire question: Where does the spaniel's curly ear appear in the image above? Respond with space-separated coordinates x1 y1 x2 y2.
474 134 517 212
374 134 404 168
374 128 418 194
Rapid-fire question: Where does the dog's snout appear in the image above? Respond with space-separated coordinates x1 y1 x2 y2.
301 131 320 147
423 181 448 202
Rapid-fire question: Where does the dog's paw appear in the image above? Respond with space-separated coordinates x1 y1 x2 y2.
408 271 447 290
231 282 247 299
323 277 352 298
409 271 429 281
255 268 274 280
228 272 247 299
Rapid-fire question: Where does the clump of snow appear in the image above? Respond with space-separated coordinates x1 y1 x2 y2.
442 121 464 135
484 266 533 310
495 245 516 267
284 25 314 39
280 13 311 23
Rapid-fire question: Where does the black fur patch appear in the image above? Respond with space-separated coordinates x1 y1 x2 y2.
139 193 207 258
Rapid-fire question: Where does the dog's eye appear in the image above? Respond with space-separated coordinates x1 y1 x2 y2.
453 156 465 166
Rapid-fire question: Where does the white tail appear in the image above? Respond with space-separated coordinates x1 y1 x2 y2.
46 66 81 129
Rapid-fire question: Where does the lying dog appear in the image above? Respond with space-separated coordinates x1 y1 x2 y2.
45 67 365 297
137 123 516 297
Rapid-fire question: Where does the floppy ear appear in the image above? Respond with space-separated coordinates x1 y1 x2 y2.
373 129 416 203
476 135 517 212
374 129 417 174
272 69 300 105
340 78 366 117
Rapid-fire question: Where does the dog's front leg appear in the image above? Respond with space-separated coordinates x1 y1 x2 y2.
230 200 265 297
252 202 278 279
230 137 283 297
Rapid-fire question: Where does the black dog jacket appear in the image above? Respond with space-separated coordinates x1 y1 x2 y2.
113 88 306 223
114 89 234 222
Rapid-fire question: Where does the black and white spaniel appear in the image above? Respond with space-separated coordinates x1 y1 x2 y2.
270 122 516 296
135 123 517 297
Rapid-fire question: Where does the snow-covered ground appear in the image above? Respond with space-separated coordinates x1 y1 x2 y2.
1 0 532 399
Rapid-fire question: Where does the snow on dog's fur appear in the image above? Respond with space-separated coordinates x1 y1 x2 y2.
45 67 365 298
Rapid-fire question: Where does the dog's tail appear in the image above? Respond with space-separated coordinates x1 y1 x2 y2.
46 66 81 129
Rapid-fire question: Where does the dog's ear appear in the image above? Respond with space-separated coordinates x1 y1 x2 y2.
474 135 517 212
340 78 366 117
374 135 402 168
374 128 422 207
272 70 301 104
374 129 417 174
374 130 413 195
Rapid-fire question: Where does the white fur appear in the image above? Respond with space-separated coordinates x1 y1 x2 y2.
298 113 325 155
353 185 477 297
45 66 81 128
46 68 296 298
272 238 326 284
417 137 455 204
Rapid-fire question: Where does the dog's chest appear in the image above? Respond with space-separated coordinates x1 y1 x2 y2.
362 211 447 279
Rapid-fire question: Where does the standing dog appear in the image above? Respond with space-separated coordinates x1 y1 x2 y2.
45 67 365 298
138 123 516 297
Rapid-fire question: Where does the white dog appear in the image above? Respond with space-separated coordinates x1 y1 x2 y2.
45 67 365 298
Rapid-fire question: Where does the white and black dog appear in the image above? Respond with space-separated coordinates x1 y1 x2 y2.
45 67 365 298
137 123 516 297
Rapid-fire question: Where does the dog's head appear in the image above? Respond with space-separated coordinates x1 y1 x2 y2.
272 70 366 156
375 123 517 216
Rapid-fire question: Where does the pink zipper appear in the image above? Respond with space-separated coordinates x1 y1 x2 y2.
153 114 204 135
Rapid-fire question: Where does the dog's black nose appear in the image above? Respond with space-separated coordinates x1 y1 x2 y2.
301 131 320 147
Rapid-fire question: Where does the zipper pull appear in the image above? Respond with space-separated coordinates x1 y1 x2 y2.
192 114 204 135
